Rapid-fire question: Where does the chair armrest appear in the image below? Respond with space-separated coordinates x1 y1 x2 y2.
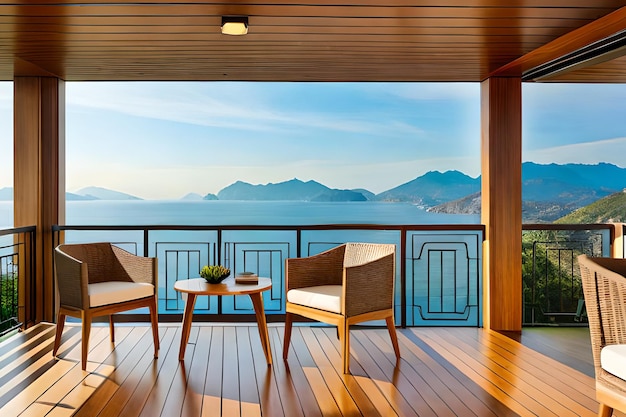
55 247 89 309
112 245 158 286
344 252 395 317
286 245 345 290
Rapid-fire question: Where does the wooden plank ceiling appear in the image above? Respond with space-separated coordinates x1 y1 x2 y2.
1 0 626 82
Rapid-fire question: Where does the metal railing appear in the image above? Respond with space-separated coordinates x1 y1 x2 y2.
521 224 613 326
3 223 620 330
52 224 485 327
0 226 36 336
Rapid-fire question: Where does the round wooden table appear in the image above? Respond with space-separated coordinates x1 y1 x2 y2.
174 277 273 365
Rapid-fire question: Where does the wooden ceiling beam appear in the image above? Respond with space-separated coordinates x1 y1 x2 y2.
490 6 626 80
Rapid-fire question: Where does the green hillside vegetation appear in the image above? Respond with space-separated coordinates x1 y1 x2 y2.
0 275 18 334
555 190 626 224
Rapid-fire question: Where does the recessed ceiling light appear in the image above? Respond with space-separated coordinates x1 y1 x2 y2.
221 16 248 36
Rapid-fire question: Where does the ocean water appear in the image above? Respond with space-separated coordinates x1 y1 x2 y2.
0 200 479 227
0 200 483 325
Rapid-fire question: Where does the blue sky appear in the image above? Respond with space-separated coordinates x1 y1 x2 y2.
1 82 625 200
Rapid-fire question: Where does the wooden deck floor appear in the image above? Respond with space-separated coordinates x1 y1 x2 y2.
0 322 617 417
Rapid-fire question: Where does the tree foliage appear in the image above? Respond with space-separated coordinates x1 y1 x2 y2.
0 275 18 334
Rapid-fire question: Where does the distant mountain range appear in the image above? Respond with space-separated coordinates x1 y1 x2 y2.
211 162 626 222
430 162 626 222
180 192 204 201
216 179 367 202
0 186 142 201
72 186 141 201
376 170 480 207
1 162 625 223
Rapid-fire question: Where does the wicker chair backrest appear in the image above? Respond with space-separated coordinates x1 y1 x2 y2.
343 243 395 268
60 242 133 284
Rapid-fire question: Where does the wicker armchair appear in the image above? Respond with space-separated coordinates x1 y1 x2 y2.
578 254 626 417
53 242 160 371
283 243 400 373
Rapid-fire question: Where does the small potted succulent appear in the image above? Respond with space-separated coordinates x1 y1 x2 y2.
200 265 231 284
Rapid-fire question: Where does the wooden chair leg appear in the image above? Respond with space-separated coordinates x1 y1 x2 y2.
385 315 401 361
599 403 613 417
52 312 66 357
339 319 350 374
109 315 115 343
81 312 92 371
149 296 160 357
283 312 293 360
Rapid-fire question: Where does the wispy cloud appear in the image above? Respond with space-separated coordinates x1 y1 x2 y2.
68 83 283 130
67 82 429 139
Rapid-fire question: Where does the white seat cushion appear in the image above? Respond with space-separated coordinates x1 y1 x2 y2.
89 281 154 308
287 285 342 314
601 344 626 380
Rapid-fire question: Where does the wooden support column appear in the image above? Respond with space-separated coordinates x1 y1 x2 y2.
14 76 65 324
481 76 522 332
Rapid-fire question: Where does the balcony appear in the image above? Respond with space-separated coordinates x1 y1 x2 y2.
0 222 621 415
2 2 626 414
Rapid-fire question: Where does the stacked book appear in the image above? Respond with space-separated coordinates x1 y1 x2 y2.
235 271 259 284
